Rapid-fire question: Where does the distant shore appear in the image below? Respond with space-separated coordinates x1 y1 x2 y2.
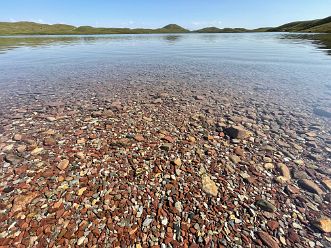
1 15 330 35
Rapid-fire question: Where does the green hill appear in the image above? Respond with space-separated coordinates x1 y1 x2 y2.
269 16 331 33
0 16 330 35
0 21 75 35
155 24 189 33
0 22 188 35
195 27 248 33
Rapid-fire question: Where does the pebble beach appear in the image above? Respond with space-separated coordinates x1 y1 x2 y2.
0 71 330 248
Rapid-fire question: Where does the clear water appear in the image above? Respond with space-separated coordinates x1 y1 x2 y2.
0 33 331 106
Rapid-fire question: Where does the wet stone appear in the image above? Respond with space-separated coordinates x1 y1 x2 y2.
257 231 279 248
0 72 330 247
4 154 22 165
255 199 276 213
311 217 331 233
160 143 172 151
224 125 250 139
267 220 279 231
298 179 324 195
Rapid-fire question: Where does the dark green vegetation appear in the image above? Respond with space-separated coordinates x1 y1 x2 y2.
269 16 331 33
195 16 331 33
0 22 189 35
0 16 330 35
195 27 248 33
282 33 331 55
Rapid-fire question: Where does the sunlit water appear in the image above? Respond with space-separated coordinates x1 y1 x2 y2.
0 33 330 107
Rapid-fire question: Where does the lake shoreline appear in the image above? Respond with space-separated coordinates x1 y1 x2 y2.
0 77 330 246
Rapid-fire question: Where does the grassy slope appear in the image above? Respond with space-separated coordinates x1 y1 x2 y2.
195 27 248 33
0 22 189 35
269 16 331 33
0 22 76 35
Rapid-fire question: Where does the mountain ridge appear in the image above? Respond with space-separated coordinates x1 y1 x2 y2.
0 16 330 35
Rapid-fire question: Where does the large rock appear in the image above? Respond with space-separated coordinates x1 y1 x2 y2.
298 179 324 195
12 192 38 213
313 107 331 118
321 179 331 191
57 159 69 170
257 231 279 248
201 174 218 197
4 154 22 165
224 126 250 139
276 163 291 183
256 199 276 212
277 163 291 180
311 217 331 233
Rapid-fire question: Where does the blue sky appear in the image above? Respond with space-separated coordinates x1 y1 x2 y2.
1 0 331 29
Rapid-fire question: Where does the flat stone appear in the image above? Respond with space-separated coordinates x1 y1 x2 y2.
91 111 102 118
292 169 308 180
43 137 56 146
175 201 183 213
257 231 279 248
229 155 241 163
46 116 57 122
134 134 144 142
267 220 279 231
16 145 26 153
264 163 275 170
75 152 85 159
234 147 244 156
321 179 331 191
57 159 69 170
194 95 204 100
152 98 163 104
160 143 172 151
173 158 182 166
13 134 22 141
31 147 44 155
77 236 86 245
77 187 87 196
287 229 299 243
12 192 38 213
4 154 22 165
201 174 218 197
142 217 153 227
298 179 324 195
285 185 300 195
313 108 331 118
311 217 331 233
188 136 196 143
255 199 276 212
277 163 291 180
225 125 250 139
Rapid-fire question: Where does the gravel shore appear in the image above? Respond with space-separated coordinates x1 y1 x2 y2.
0 76 330 247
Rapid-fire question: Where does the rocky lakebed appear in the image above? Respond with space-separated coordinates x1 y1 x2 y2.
0 75 330 248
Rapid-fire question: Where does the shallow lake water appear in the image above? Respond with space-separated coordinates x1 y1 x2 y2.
0 33 330 109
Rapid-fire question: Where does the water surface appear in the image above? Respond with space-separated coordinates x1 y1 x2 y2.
0 33 330 108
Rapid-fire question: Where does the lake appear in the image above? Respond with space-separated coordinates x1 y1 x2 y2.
0 32 331 113
1 33 331 247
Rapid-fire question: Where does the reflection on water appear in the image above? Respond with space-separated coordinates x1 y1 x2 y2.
162 35 182 43
282 33 331 55
0 34 189 53
0 36 124 53
0 33 331 100
1 33 331 55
